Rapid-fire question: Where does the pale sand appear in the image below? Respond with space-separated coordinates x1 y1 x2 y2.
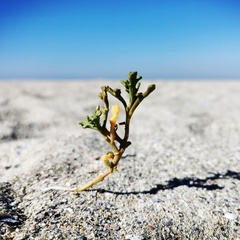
0 81 240 239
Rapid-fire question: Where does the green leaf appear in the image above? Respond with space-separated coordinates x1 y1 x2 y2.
79 107 102 131
121 71 143 105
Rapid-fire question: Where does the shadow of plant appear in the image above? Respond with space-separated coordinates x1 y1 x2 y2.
95 170 240 195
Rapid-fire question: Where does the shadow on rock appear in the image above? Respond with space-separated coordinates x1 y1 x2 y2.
95 170 240 195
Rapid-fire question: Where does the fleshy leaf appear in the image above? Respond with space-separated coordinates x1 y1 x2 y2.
79 107 102 131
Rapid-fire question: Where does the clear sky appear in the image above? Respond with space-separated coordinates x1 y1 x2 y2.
0 0 240 79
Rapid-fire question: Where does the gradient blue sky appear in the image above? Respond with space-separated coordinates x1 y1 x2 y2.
0 0 240 79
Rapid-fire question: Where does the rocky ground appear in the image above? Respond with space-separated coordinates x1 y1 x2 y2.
0 81 240 239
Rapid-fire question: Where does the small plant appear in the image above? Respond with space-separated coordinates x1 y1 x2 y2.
44 71 155 193
73 71 156 193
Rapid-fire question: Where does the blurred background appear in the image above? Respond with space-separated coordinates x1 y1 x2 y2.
0 0 240 80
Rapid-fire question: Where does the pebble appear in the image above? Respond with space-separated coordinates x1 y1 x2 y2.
114 225 121 231
224 212 237 220
147 225 155 230
125 235 145 240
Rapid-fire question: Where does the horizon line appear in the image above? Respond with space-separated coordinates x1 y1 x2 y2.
1 77 240 82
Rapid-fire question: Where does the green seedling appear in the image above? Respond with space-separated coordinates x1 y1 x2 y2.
73 71 155 193
44 72 155 193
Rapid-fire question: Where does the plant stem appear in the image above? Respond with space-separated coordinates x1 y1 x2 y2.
72 168 114 193
72 149 124 193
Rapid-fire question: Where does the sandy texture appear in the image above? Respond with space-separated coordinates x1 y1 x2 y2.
0 80 240 240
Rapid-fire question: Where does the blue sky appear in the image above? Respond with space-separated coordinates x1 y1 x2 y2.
0 0 240 79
